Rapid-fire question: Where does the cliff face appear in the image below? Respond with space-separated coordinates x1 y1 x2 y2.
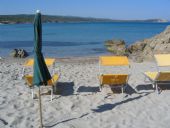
105 26 170 62
127 26 170 61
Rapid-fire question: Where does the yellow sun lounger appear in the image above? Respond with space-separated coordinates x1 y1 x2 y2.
99 56 130 94
24 74 59 101
144 54 170 93
21 58 56 78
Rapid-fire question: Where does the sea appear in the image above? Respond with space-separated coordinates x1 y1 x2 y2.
0 22 169 57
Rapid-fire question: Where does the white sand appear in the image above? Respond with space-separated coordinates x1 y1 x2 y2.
0 57 170 128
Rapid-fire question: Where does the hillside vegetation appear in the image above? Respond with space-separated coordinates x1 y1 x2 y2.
0 14 168 24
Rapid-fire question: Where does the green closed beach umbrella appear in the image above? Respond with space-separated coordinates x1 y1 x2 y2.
33 10 51 128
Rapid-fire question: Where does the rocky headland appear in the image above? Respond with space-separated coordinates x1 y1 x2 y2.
105 26 170 62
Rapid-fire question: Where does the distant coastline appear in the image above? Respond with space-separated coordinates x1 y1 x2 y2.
0 14 169 24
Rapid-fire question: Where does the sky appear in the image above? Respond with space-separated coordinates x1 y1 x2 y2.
0 0 170 20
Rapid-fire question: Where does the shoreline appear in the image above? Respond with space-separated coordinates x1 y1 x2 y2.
0 56 100 64
0 55 155 64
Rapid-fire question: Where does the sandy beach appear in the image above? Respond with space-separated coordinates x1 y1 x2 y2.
0 57 170 128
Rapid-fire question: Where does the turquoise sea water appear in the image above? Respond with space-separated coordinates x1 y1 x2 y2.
0 22 169 57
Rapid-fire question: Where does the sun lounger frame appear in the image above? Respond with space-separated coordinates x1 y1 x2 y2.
21 58 56 79
144 54 170 93
99 56 130 95
24 74 59 101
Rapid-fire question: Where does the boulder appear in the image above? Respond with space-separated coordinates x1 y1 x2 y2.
105 39 126 55
10 49 28 58
10 49 18 57
127 26 170 61
104 26 170 62
127 42 147 53
18 49 28 58
130 54 144 63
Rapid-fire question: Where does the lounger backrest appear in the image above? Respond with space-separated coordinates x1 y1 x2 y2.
24 58 55 67
154 54 170 67
157 72 170 81
50 74 59 85
100 56 129 66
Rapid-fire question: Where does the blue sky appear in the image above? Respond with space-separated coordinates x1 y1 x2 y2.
0 0 170 20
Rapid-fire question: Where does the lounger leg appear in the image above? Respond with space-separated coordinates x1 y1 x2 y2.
152 83 155 88
20 68 25 80
51 87 53 101
121 86 124 98
54 85 57 94
144 76 147 82
155 83 159 94
31 87 34 99
99 85 102 92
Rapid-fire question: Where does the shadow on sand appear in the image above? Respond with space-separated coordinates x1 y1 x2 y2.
77 86 100 93
157 83 170 90
44 113 89 128
136 84 154 92
0 118 8 125
136 83 170 94
55 82 74 96
77 84 136 95
92 93 150 113
109 84 136 95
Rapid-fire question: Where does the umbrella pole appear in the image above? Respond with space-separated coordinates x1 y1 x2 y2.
38 86 43 128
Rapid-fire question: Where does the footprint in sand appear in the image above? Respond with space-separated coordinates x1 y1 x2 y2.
0 118 8 126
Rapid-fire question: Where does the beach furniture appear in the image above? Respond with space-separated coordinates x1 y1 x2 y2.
24 74 59 101
99 56 130 94
22 58 55 78
144 54 170 93
23 58 59 101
